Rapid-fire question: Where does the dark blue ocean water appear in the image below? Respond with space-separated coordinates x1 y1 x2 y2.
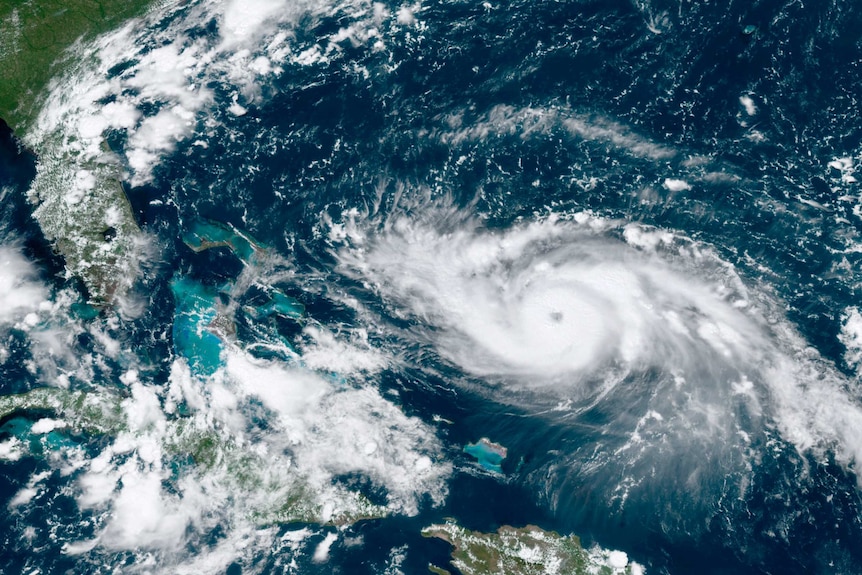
2 0 862 573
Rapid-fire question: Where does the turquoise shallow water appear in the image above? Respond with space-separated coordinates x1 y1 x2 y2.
464 439 507 473
171 277 225 376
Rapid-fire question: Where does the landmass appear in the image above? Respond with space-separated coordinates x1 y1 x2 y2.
0 0 154 131
0 219 381 529
0 384 388 527
27 145 143 305
173 219 304 374
165 422 390 527
0 386 123 435
183 219 269 266
422 521 644 575
0 0 160 306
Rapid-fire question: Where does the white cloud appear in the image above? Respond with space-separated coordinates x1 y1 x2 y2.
839 307 862 372
663 178 691 192
332 205 862 487
739 94 757 116
0 247 48 324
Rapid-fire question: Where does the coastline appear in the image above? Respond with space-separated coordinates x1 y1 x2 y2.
2 111 144 306
0 0 158 306
0 117 35 157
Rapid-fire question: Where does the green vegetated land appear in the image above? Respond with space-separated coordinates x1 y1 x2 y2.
422 522 640 575
0 0 154 132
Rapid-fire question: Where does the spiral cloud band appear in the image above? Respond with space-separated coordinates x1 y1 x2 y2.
339 212 763 381
334 208 862 483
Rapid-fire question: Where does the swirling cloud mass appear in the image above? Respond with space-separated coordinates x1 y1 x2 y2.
334 208 862 489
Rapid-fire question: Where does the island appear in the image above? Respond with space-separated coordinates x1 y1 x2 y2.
422 521 644 575
0 387 123 435
0 386 388 527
